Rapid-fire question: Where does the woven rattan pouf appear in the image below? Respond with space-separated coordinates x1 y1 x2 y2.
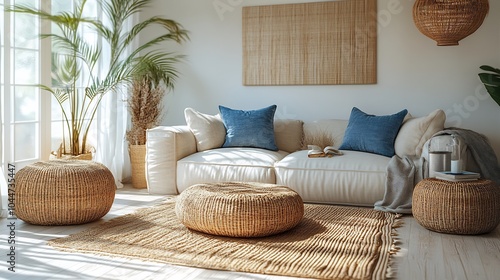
175 182 304 237
15 160 116 225
412 178 500 235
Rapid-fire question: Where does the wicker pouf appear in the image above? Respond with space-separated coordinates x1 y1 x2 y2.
15 160 116 225
175 182 304 237
412 178 500 235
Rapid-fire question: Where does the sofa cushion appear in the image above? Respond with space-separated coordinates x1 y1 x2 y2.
274 119 304 153
339 107 407 157
176 148 288 193
394 109 446 157
184 108 226 152
219 105 278 151
275 150 389 206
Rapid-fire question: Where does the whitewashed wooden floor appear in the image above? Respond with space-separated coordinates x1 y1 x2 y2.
1 184 499 280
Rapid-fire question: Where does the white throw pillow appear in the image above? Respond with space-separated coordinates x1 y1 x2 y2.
394 109 446 157
184 108 226 152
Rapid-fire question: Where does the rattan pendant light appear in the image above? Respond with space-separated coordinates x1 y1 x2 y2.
413 0 489 46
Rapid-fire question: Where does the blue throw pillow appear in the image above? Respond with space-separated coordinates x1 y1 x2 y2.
219 105 278 151
339 107 408 157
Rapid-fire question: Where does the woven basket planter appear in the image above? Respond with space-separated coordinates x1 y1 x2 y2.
129 144 147 189
49 152 93 160
176 182 304 237
15 160 116 225
413 0 489 46
413 178 500 235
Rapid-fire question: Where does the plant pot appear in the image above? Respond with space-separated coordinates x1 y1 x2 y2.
49 152 93 161
129 144 147 189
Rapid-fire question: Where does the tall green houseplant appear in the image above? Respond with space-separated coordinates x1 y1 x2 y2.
479 65 500 107
9 0 188 156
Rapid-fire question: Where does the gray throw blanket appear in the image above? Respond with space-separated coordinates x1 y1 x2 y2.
374 156 424 214
375 127 500 214
433 128 500 185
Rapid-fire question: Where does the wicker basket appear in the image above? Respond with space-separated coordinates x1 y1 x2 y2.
15 160 116 225
176 182 304 237
129 144 147 189
412 178 500 235
49 152 93 160
413 0 489 46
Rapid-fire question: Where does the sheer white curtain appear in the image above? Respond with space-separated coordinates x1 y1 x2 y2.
0 142 6 219
0 44 7 217
0 29 6 218
93 13 136 188
95 90 129 188
0 110 7 218
0 105 6 218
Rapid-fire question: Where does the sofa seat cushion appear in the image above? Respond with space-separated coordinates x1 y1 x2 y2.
274 150 390 206
177 148 288 193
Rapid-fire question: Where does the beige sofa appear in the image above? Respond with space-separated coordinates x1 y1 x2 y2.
146 108 446 206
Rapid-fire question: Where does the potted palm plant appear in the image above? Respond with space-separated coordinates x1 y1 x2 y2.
479 65 500 107
126 74 166 188
8 0 188 158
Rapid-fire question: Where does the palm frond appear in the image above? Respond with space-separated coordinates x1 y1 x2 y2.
9 0 189 155
132 52 185 88
44 34 76 54
75 37 101 73
6 4 58 21
51 54 80 87
84 84 102 101
123 17 189 48
126 33 188 67
103 0 149 27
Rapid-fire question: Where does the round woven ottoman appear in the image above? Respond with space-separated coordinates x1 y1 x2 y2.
15 160 116 225
175 182 304 237
412 178 500 235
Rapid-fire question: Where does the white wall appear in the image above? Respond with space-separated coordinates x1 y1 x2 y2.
142 0 500 161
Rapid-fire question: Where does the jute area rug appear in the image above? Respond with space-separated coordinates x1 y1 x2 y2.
49 199 401 280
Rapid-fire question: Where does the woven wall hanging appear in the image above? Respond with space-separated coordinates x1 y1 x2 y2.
413 0 489 46
242 0 377 85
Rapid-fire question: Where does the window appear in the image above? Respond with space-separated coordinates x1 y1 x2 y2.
1 0 113 216
1 0 103 172
1 0 50 173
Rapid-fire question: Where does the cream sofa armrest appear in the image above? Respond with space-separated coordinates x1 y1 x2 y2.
145 125 197 195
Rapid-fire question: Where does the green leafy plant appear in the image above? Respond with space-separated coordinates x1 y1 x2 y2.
8 0 188 155
479 65 500 107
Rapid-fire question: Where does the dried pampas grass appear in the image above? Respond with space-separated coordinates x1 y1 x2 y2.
126 76 166 145
303 130 335 149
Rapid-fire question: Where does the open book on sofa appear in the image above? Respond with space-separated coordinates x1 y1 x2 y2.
307 145 343 158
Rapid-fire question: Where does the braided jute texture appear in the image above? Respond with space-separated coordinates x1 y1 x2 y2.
413 178 500 235
49 199 401 280
175 182 304 237
15 160 116 225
